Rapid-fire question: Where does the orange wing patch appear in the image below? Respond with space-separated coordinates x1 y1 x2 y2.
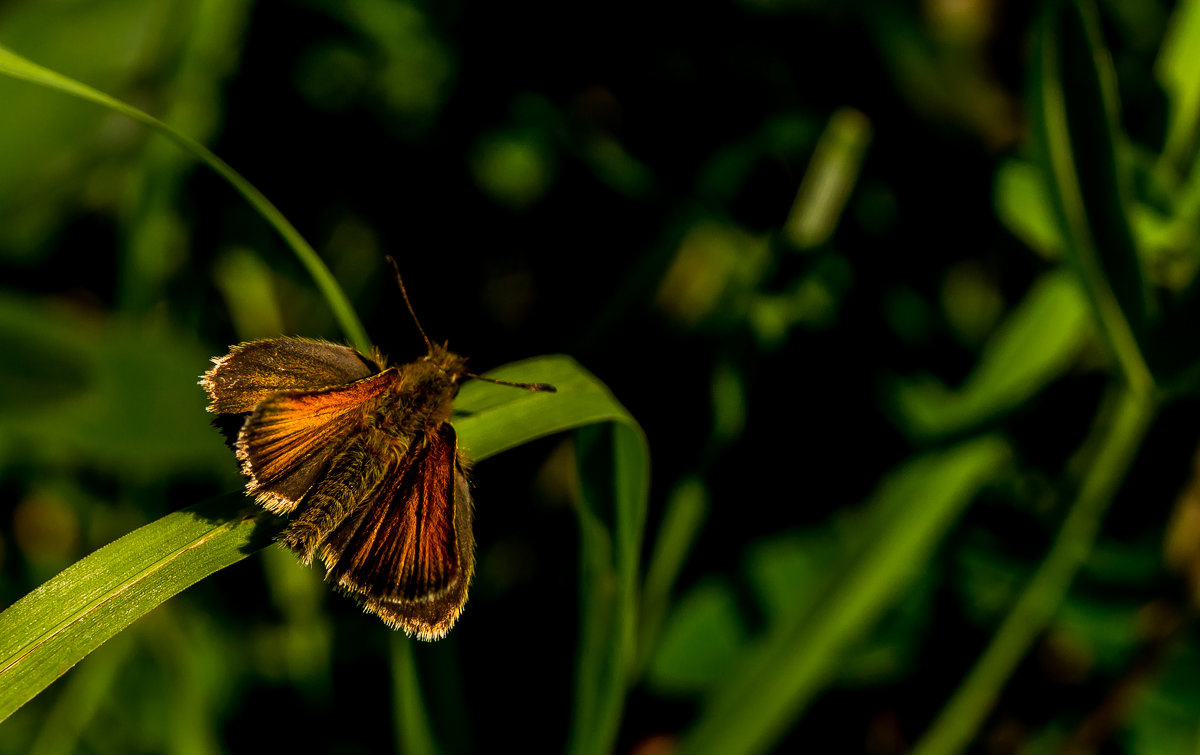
236 369 400 512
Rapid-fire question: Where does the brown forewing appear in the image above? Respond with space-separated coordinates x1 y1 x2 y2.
233 369 399 513
319 423 475 640
202 338 382 414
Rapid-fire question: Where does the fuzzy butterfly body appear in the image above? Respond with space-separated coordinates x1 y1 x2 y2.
202 337 477 640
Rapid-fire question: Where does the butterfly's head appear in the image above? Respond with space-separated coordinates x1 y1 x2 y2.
423 342 469 383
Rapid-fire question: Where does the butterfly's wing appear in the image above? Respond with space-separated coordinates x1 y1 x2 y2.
202 338 391 512
290 422 474 640
234 369 400 513
202 338 382 414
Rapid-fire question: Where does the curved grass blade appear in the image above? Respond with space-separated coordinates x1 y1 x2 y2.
889 268 1090 441
1031 0 1153 394
0 43 370 354
0 355 648 738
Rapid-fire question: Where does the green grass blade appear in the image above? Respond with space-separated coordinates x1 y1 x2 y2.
0 355 647 734
568 421 650 755
1031 0 1153 394
679 436 1010 755
454 355 641 459
636 476 709 678
0 43 370 354
0 493 265 723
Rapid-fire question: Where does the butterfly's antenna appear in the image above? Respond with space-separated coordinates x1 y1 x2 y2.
466 372 557 393
386 255 434 351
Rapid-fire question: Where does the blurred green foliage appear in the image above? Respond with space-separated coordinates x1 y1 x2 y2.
7 0 1200 753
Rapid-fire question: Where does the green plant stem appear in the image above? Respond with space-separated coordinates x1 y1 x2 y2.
912 384 1157 755
0 44 371 354
391 635 438 755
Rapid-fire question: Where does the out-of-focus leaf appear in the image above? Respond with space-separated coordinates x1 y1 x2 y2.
1054 595 1139 672
0 291 227 477
890 268 1090 440
743 530 842 624
994 159 1062 259
0 0 165 260
339 0 454 130
470 128 556 209
118 0 252 315
1123 637 1200 754
645 579 747 695
1156 0 1200 172
212 247 286 340
681 435 1010 755
941 262 1005 348
655 221 771 327
783 107 872 250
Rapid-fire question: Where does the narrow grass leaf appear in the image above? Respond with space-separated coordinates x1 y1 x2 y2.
0 493 266 723
1031 0 1153 393
567 418 650 755
636 476 709 678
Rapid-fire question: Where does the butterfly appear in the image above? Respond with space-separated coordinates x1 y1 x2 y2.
201 259 554 640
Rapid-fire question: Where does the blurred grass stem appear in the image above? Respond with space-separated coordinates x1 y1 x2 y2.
391 636 438 755
0 43 372 354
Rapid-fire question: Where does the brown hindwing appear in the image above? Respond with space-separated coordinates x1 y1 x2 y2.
234 369 399 513
317 422 475 640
